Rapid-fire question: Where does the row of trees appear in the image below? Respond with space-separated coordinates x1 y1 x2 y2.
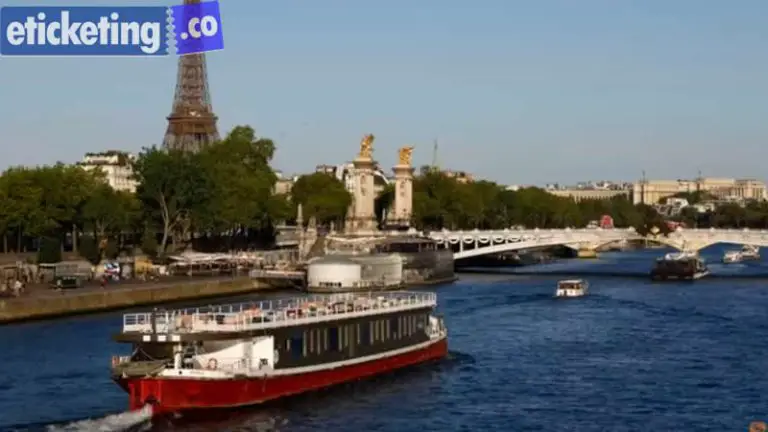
378 168 669 233
0 126 302 263
2 125 767 263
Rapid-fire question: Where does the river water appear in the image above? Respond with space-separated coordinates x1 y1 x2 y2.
2 245 768 431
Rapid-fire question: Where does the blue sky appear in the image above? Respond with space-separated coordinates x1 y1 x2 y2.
1 0 766 185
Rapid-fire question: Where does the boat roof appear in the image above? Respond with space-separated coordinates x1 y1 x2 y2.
558 279 585 284
116 291 436 342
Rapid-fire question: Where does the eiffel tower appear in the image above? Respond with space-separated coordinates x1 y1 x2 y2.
162 17 220 152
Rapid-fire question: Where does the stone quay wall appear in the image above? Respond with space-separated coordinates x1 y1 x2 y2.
0 277 270 324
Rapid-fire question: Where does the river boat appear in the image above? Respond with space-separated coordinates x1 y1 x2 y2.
650 252 709 281
723 245 759 264
722 250 742 264
555 279 588 298
110 291 448 417
741 245 760 260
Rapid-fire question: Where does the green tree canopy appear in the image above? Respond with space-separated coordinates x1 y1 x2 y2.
133 148 207 255
410 172 672 233
291 172 352 226
196 126 278 233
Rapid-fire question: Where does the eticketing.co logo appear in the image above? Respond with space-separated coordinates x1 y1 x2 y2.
0 0 223 56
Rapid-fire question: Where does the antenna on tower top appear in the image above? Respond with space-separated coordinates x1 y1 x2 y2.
431 139 439 171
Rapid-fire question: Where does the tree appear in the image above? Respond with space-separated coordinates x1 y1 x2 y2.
268 193 294 225
197 126 278 236
80 184 140 262
81 185 139 242
133 148 206 255
34 165 102 250
291 172 352 226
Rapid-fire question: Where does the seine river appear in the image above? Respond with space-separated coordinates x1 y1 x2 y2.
1 245 767 431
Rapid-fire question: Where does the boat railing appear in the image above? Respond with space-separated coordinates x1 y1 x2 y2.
122 291 437 334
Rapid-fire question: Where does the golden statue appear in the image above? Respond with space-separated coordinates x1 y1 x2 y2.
359 134 375 159
398 146 414 166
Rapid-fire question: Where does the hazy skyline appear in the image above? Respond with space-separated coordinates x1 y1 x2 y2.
1 0 766 185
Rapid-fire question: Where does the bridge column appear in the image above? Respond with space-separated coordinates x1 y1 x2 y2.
575 242 598 259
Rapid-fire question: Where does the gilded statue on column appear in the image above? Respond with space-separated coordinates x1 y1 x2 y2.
358 134 375 159
398 146 414 166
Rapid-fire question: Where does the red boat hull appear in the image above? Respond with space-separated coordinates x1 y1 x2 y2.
118 338 447 415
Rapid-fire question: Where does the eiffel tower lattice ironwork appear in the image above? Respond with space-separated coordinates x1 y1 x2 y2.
162 49 220 153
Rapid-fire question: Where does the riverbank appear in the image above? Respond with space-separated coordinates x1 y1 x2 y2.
0 276 276 325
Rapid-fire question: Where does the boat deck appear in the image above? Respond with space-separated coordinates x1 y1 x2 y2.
121 291 436 336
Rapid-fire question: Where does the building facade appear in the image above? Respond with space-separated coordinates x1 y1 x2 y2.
547 189 631 202
77 151 137 193
632 178 767 204
273 171 296 195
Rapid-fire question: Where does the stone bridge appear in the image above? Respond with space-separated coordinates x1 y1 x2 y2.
428 228 768 260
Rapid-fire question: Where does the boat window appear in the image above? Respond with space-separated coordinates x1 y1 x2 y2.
380 320 385 341
290 334 303 358
361 322 371 345
356 324 361 345
373 320 380 342
329 327 339 351
323 328 329 351
390 317 398 338
308 330 314 354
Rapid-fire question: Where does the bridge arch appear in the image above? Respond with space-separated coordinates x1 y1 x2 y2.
429 227 768 258
429 228 642 260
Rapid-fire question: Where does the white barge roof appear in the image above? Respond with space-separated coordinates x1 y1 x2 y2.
121 291 436 337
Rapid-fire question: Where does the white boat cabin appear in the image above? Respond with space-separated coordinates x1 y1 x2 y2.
555 279 588 298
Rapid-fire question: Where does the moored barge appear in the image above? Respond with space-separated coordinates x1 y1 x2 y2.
111 291 447 416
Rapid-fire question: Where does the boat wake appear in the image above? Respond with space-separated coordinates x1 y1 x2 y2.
45 405 152 432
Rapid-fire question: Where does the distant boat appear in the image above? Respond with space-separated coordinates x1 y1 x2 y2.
651 252 709 281
722 250 742 264
555 279 588 298
722 245 760 264
741 245 760 260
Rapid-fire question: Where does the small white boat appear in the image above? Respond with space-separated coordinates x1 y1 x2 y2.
722 245 760 264
555 279 588 298
723 250 742 264
741 245 760 260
